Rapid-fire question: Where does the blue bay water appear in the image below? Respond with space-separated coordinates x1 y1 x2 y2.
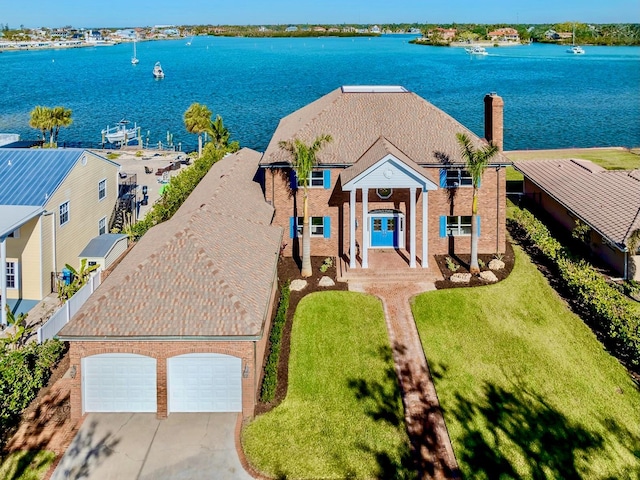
1 35 639 151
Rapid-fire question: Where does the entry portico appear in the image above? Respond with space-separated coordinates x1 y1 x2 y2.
341 137 438 269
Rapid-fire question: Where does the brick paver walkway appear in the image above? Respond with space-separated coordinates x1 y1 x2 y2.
351 281 461 480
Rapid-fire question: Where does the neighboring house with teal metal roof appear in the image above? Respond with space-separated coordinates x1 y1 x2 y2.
0 148 120 325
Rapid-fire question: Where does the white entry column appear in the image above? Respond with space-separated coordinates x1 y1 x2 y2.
350 189 357 269
1 237 6 326
422 190 429 268
410 187 416 268
362 187 368 268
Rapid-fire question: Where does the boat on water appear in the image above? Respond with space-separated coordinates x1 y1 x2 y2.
465 46 488 56
186 36 194 46
131 39 139 64
566 25 585 54
101 120 139 144
153 61 165 78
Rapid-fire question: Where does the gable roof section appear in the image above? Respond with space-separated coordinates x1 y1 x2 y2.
513 159 640 248
58 148 283 339
341 136 437 188
260 86 511 168
0 149 117 206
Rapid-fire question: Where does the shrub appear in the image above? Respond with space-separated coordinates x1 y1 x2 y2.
445 256 460 272
509 206 640 367
260 282 290 402
0 340 64 432
319 257 333 273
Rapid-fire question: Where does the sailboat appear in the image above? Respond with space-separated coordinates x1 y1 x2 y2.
186 35 194 46
131 39 139 64
566 25 585 54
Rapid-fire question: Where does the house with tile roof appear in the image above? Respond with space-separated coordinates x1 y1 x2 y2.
260 86 510 277
58 148 283 421
513 159 640 280
0 149 119 325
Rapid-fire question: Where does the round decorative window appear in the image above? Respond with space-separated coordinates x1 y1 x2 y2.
81 155 87 166
377 187 393 199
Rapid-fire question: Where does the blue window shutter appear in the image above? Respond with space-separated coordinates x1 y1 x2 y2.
439 216 447 237
323 216 331 238
289 217 295 238
439 169 447 188
477 176 481 188
476 216 481 237
323 169 331 189
289 170 297 190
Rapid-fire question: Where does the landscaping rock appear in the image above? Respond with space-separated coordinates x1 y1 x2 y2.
318 276 335 287
290 279 308 291
450 273 472 283
488 259 505 271
479 271 499 283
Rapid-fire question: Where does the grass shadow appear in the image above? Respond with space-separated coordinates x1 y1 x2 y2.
451 381 606 479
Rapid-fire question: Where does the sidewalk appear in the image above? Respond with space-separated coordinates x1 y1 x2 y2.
350 281 461 480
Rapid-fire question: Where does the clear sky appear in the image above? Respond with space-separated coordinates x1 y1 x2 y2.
2 0 639 29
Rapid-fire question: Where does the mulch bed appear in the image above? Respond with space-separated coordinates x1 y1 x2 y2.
255 256 348 415
434 240 516 289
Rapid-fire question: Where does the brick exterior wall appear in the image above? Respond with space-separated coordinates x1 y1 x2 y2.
264 166 506 263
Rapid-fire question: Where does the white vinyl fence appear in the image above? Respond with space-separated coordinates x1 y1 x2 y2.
37 270 102 343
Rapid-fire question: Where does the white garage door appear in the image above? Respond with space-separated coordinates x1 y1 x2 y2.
168 353 242 412
83 354 157 412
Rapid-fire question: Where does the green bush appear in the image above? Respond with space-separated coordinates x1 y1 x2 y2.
260 282 290 402
0 340 64 430
508 207 640 367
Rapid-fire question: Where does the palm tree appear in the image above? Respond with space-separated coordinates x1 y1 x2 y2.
183 103 212 157
279 134 333 277
29 105 52 143
210 115 230 149
50 106 73 146
456 132 499 274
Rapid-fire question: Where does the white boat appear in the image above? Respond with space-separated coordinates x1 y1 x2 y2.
566 25 585 54
465 46 488 56
131 39 139 64
102 120 139 144
186 36 194 46
153 61 165 78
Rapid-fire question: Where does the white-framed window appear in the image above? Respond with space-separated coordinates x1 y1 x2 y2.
98 179 107 201
446 169 473 187
98 217 107 235
297 170 325 188
8 228 20 239
296 216 325 237
447 216 472 236
59 201 69 226
5 261 17 289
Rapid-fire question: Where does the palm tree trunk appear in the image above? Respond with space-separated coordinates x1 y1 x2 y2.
301 191 312 277
470 188 480 274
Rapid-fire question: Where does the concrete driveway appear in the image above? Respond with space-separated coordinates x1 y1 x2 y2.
51 413 254 480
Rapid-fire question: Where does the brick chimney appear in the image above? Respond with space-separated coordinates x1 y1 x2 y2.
484 92 504 151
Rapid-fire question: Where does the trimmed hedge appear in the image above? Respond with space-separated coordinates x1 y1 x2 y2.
260 282 290 402
509 207 640 368
129 143 237 241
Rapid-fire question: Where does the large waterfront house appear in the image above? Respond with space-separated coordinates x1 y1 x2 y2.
514 159 640 280
58 149 282 421
0 149 119 326
55 86 509 423
260 86 510 276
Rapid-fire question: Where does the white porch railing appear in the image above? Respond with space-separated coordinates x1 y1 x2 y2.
37 270 102 343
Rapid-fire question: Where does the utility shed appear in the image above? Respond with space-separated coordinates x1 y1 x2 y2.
78 233 128 270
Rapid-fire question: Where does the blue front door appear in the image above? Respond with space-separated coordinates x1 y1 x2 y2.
370 216 399 247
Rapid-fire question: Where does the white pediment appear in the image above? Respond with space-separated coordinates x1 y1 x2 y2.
342 155 438 191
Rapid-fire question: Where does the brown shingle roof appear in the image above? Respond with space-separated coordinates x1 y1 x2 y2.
260 86 511 168
513 159 640 248
59 149 283 339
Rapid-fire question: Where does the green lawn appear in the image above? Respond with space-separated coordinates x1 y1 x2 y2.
412 245 640 479
243 291 413 480
504 147 640 181
0 450 56 480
